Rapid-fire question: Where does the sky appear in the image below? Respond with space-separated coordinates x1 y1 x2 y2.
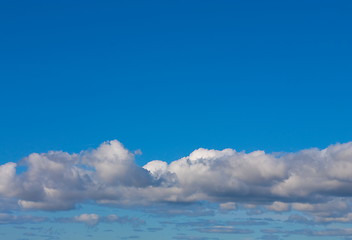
0 0 352 239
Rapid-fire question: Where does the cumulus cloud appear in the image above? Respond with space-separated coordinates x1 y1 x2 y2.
1 139 352 220
82 140 152 186
0 162 18 197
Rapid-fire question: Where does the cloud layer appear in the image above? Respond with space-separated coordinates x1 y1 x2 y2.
1 140 352 220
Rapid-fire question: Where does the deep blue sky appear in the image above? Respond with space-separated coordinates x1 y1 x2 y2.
1 0 352 164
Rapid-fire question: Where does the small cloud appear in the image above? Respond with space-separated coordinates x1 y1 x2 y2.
258 235 282 240
121 236 140 239
195 226 253 234
57 213 145 227
134 149 142 155
147 227 163 232
266 202 289 212
219 202 236 212
286 214 315 225
173 235 219 240
74 214 99 226
0 213 47 224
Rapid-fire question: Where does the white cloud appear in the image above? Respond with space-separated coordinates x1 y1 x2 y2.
219 202 237 211
0 162 18 197
57 213 144 227
1 139 352 220
266 201 289 212
74 213 99 226
143 160 168 180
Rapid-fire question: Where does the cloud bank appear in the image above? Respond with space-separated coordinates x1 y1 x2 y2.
1 140 352 221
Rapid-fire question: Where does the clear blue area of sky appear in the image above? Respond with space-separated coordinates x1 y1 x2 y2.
1 0 352 165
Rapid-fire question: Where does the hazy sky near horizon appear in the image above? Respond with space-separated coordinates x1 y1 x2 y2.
1 0 352 239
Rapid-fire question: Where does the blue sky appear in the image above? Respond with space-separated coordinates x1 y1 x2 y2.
1 0 352 239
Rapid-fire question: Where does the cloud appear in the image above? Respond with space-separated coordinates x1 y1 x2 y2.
286 214 315 225
82 140 152 187
173 235 219 240
219 202 237 211
195 226 253 234
57 213 145 227
1 139 352 219
266 201 289 212
0 162 18 197
121 236 140 239
161 217 271 235
73 213 99 226
145 202 215 217
258 235 282 240
261 227 352 237
0 213 47 224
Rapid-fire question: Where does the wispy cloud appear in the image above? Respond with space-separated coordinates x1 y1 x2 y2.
261 227 352 237
0 213 47 224
195 226 253 234
173 235 219 240
57 213 145 227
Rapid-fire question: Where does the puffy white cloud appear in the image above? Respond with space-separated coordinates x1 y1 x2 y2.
143 160 168 180
271 143 352 199
83 140 152 186
1 139 352 220
166 148 287 203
